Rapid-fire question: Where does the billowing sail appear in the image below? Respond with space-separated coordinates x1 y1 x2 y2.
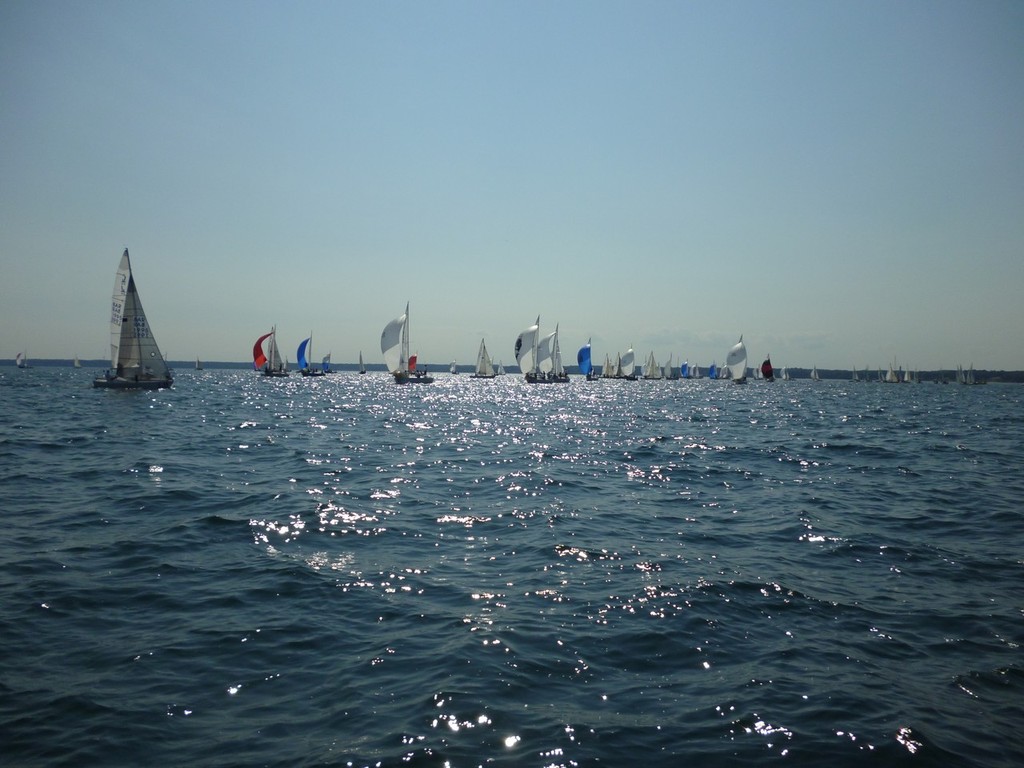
253 332 272 370
381 311 406 374
515 316 540 375
297 337 311 371
726 336 747 381
680 360 689 378
408 354 417 372
620 348 635 377
321 353 331 373
577 339 592 376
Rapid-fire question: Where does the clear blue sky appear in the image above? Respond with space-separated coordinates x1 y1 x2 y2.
2 0 1022 371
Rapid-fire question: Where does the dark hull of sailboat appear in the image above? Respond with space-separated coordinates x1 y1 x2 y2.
93 375 173 390
525 373 570 384
300 369 327 377
394 372 434 384
470 374 496 379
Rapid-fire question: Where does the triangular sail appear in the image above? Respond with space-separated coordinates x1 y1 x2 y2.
475 339 493 376
109 249 168 377
536 332 555 373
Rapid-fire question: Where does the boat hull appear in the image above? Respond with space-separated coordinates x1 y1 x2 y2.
93 375 173 390
394 372 434 384
525 373 570 384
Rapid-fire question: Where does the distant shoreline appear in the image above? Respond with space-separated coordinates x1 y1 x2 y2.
5 360 1023 383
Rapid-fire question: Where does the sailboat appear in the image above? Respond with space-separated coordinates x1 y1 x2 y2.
885 361 899 383
810 366 820 381
297 333 326 376
15 352 30 369
781 367 790 381
253 326 288 376
515 316 569 383
93 249 173 390
680 360 689 379
642 351 663 380
471 339 496 378
73 355 81 368
195 356 203 371
760 354 774 382
450 360 459 375
358 351 366 374
617 348 637 380
726 336 748 383
320 354 332 374
381 302 433 383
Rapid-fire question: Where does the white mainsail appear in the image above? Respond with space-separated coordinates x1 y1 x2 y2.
473 339 494 377
536 331 556 374
108 249 169 377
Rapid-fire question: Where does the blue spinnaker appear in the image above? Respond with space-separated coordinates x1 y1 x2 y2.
297 338 310 371
577 343 592 375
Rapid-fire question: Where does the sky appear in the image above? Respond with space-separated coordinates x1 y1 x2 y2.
2 0 1023 371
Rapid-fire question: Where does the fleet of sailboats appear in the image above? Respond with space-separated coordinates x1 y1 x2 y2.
70 263 980 384
93 249 173 390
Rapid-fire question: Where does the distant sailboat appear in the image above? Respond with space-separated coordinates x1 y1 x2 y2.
15 351 30 369
618 348 637 380
381 302 433 383
253 326 288 376
195 356 203 371
680 360 689 379
358 351 366 374
642 351 663 380
450 360 458 375
781 367 790 381
726 336 747 383
810 366 820 382
94 249 173 390
73 355 81 368
577 339 595 380
297 333 326 376
760 354 774 382
471 339 496 378
320 354 332 374
515 316 568 383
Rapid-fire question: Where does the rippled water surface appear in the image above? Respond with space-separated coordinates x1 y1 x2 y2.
2 368 1021 766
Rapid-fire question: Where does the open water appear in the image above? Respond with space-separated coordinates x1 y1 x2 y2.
1 368 1021 767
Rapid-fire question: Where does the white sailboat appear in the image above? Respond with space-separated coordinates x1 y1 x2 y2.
358 351 366 374
810 366 820 382
726 335 747 383
253 326 288 376
195 356 203 371
642 351 663 380
73 355 81 368
470 339 495 378
94 249 173 390
381 302 433 383
15 351 30 369
515 316 568 383
618 348 637 380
